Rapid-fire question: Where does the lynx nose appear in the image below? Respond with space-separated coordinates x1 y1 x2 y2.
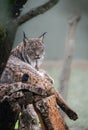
35 54 40 59
35 51 40 58
35 55 40 59
35 51 39 56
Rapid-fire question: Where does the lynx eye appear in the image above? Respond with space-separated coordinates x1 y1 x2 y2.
40 48 44 53
29 50 34 55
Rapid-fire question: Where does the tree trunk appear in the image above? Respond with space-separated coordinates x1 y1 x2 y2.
58 12 81 118
59 13 81 99
0 22 18 77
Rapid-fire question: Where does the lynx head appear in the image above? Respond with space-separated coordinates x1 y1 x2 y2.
23 32 46 66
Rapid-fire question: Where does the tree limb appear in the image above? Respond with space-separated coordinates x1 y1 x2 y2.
15 0 60 25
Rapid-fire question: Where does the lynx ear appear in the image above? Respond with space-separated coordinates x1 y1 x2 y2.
39 32 47 42
23 31 29 46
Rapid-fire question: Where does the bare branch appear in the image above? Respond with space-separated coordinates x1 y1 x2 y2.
15 0 60 25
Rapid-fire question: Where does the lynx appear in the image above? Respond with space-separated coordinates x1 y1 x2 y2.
10 32 53 83
11 32 46 70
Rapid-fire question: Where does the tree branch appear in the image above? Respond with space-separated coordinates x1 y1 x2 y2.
15 0 59 25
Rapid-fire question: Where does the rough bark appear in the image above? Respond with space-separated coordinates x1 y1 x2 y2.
59 13 81 99
0 82 47 101
34 95 68 130
18 105 40 130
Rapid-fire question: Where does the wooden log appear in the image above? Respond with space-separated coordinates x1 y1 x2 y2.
34 95 68 130
0 56 78 121
0 82 47 101
0 55 78 129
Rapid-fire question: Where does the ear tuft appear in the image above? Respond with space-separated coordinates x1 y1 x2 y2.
39 32 47 42
23 31 29 46
23 31 26 39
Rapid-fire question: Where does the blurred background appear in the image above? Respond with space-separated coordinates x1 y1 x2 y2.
1 0 88 129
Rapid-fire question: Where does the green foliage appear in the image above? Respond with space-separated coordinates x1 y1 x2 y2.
14 112 21 130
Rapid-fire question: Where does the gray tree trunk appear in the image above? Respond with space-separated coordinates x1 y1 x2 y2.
59 12 81 118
